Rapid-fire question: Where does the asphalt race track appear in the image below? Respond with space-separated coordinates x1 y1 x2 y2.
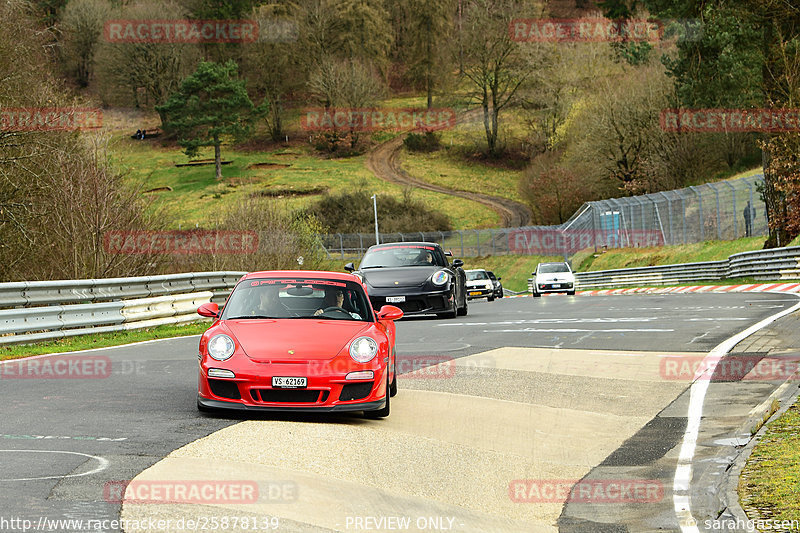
0 292 797 532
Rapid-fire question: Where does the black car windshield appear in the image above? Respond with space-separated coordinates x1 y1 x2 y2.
223 278 372 321
538 263 571 274
466 270 489 281
360 245 447 268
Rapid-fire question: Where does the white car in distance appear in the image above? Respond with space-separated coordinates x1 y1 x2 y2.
532 262 576 297
465 269 496 301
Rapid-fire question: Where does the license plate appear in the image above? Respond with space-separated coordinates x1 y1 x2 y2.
386 296 405 303
469 291 481 296
552 284 561 289
272 376 307 388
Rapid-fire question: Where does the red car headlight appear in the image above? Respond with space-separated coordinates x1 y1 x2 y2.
207 334 235 361
349 337 378 363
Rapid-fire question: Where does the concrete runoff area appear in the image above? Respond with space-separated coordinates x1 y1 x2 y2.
121 348 691 532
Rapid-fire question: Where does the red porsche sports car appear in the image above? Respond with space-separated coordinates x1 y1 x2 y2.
196 271 403 417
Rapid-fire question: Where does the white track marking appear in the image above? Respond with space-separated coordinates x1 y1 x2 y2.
485 328 674 333
0 449 109 481
673 294 800 532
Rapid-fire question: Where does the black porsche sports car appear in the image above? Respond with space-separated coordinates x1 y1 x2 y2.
346 242 468 318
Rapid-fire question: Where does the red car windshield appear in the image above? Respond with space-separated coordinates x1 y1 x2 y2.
223 278 373 321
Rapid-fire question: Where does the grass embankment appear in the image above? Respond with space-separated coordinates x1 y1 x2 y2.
110 99 499 230
477 236 775 293
572 237 768 272
0 322 210 361
739 400 800 522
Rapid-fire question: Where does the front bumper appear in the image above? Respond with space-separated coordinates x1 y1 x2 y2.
367 287 454 315
466 287 493 299
198 396 385 412
534 282 574 293
198 358 389 412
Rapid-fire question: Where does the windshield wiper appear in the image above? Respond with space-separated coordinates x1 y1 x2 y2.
360 265 385 269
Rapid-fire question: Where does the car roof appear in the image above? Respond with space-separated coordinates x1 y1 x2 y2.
240 270 360 282
367 241 442 250
538 262 569 266
465 268 487 272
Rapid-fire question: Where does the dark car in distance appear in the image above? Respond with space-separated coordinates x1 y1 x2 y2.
487 271 503 299
346 242 468 318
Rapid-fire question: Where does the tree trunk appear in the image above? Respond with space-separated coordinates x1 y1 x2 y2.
214 135 222 180
482 92 495 156
761 146 791 248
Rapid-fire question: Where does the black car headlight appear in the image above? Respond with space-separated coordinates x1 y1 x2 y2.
430 270 450 286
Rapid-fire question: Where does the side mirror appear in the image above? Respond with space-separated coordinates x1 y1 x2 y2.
497 277 502 281
197 302 219 318
377 305 403 321
344 262 355 272
452 259 464 268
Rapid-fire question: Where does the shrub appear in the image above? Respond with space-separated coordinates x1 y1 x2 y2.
403 131 441 152
306 189 452 234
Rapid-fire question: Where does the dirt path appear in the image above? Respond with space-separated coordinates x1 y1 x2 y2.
365 111 532 228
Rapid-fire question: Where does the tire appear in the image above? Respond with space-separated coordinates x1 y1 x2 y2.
364 374 390 418
457 298 468 316
488 295 495 302
533 291 541 298
567 290 575 296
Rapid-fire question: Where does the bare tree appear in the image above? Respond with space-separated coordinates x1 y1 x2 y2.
58 0 112 88
459 0 532 157
94 0 200 109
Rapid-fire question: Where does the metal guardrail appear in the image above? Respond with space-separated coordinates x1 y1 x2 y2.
527 246 800 292
0 272 246 346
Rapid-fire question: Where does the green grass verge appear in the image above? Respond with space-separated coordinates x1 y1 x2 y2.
575 237 767 272
740 399 800 521
0 321 211 360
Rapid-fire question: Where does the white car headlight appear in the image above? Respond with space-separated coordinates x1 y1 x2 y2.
207 334 235 361
431 270 449 286
485 282 494 289
349 336 378 363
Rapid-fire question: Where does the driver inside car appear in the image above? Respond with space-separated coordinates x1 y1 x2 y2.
314 288 361 319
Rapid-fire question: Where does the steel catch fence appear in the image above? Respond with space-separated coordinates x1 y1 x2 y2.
321 175 768 260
